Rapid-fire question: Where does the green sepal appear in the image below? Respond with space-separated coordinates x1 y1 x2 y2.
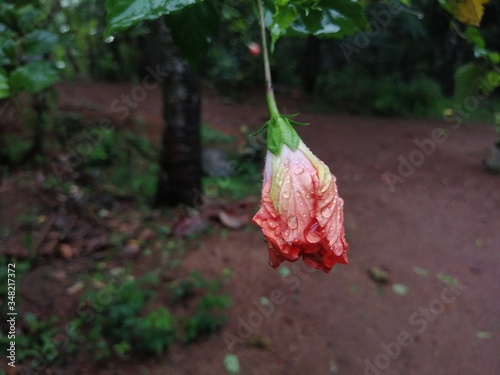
288 119 309 126
282 113 309 126
266 115 300 155
249 121 269 137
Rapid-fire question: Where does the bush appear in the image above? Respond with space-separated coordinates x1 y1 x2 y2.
374 76 444 117
316 66 378 114
205 45 262 97
316 67 444 117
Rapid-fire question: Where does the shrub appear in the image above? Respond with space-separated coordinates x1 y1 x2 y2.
316 68 444 117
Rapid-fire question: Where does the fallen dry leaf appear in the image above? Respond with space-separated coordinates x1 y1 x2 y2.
173 213 207 238
51 270 67 281
218 210 248 229
59 243 73 259
368 266 390 284
66 281 85 295
123 239 141 257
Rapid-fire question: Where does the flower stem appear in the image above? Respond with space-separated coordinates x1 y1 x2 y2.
257 0 279 119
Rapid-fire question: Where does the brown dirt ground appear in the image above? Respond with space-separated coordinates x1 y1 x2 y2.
3 81 500 375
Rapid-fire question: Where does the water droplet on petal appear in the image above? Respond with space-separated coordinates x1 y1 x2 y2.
286 177 291 184
284 228 290 236
282 243 292 254
321 207 333 218
294 168 304 175
283 191 291 198
287 216 298 229
306 193 311 199
305 222 321 244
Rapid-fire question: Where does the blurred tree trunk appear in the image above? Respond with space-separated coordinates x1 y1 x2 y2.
143 18 202 208
31 92 47 155
302 36 320 94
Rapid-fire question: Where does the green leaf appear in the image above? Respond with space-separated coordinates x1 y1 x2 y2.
483 70 500 92
436 272 458 287
105 0 201 36
453 62 490 103
476 331 493 339
270 4 299 50
0 3 17 30
223 354 240 375
0 70 10 99
392 283 408 296
259 296 271 305
23 30 59 56
413 266 429 277
15 4 49 34
9 61 59 93
464 27 485 49
269 0 366 40
165 1 220 68
278 266 291 278
0 36 16 66
488 52 500 64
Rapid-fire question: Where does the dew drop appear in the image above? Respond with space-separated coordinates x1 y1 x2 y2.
306 193 311 199
282 243 292 254
286 177 291 184
284 229 290 237
305 222 321 244
321 207 333 218
283 191 291 199
294 167 304 175
287 216 298 229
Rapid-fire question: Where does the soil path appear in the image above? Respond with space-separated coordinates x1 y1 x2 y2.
57 82 500 375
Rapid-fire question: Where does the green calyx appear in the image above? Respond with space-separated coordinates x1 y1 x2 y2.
257 114 309 155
